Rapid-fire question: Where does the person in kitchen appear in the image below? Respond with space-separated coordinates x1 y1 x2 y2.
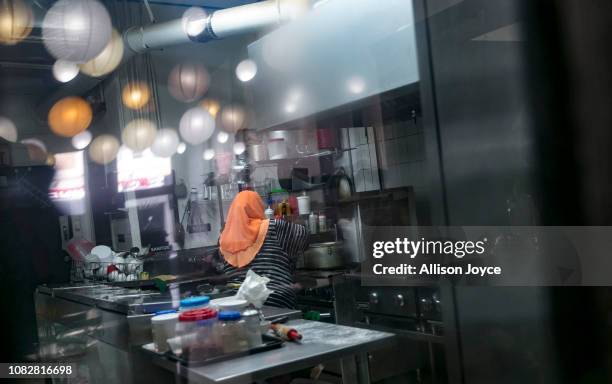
218 190 308 309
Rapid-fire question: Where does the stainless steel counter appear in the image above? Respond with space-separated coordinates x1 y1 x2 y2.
141 319 396 384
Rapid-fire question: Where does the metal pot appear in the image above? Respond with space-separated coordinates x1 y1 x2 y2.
301 241 345 269
248 143 268 162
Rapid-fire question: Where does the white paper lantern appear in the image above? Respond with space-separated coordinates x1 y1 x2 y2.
203 148 215 160
233 142 246 155
216 131 229 144
42 0 112 63
122 119 157 151
220 104 247 133
80 29 124 77
0 116 17 142
176 142 186 154
235 59 257 82
179 107 215 145
53 60 79 82
21 138 46 153
72 130 92 149
89 134 119 164
168 62 210 103
151 128 179 157
0 0 33 45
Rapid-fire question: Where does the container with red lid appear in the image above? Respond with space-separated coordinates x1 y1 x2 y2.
176 308 221 360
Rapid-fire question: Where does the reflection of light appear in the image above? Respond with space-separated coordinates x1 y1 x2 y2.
284 102 296 114
121 81 150 110
122 119 157 151
347 76 366 94
53 60 79 82
117 147 172 192
233 142 246 155
182 7 207 37
168 62 209 103
216 131 229 144
203 149 215 160
179 107 215 145
235 59 257 82
200 98 220 118
49 151 85 202
176 142 186 154
151 128 179 158
72 130 92 150
0 116 17 142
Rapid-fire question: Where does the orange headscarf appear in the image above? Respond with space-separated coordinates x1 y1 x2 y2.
219 190 270 268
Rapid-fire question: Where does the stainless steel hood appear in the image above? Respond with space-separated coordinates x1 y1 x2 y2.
248 0 420 129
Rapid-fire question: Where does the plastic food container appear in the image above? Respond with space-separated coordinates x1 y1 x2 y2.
176 308 220 360
241 309 263 348
179 296 210 312
210 297 248 312
151 311 179 353
215 311 248 354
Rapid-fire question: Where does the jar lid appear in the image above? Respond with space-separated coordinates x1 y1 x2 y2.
180 296 210 308
218 310 241 321
152 312 179 322
179 308 218 322
154 309 177 316
241 309 259 318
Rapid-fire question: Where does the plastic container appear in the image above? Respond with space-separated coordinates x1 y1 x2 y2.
308 211 318 233
215 311 248 354
176 308 220 360
297 192 310 215
151 312 179 353
179 296 210 312
210 297 249 312
241 309 263 348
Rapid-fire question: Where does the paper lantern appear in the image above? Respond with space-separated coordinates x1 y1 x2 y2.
220 104 247 133
216 131 229 144
121 119 157 151
235 59 257 82
53 60 79 83
233 142 246 155
21 138 47 162
0 0 32 45
200 98 220 118
176 142 186 154
151 128 179 157
42 0 112 63
168 62 209 103
48 96 92 137
179 107 215 145
80 29 124 77
0 116 17 142
72 130 92 149
89 134 119 164
121 81 151 110
203 149 215 160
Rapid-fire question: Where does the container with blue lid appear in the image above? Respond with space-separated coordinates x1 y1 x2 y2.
154 309 177 316
218 310 241 321
179 296 210 311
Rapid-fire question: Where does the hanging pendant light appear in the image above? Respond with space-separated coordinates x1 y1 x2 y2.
42 0 112 63
80 29 124 77
121 119 157 152
0 116 17 142
72 130 92 150
121 81 151 110
48 96 93 137
168 62 210 103
89 134 119 164
0 0 33 46
235 59 257 82
52 60 79 83
151 128 179 157
179 107 215 145
200 98 220 118
220 104 247 133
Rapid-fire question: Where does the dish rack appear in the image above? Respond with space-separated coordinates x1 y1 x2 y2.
71 260 145 283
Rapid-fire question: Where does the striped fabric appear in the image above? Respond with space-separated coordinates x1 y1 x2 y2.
221 219 308 309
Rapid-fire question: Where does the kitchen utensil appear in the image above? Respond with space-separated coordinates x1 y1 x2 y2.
302 241 345 269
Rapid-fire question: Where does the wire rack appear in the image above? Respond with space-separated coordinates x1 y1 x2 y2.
71 260 145 283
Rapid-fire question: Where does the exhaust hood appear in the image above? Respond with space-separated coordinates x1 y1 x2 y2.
247 0 420 130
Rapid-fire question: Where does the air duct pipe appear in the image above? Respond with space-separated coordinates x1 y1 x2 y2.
124 0 310 53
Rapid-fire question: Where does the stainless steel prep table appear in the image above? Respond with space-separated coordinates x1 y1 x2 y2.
140 319 396 384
